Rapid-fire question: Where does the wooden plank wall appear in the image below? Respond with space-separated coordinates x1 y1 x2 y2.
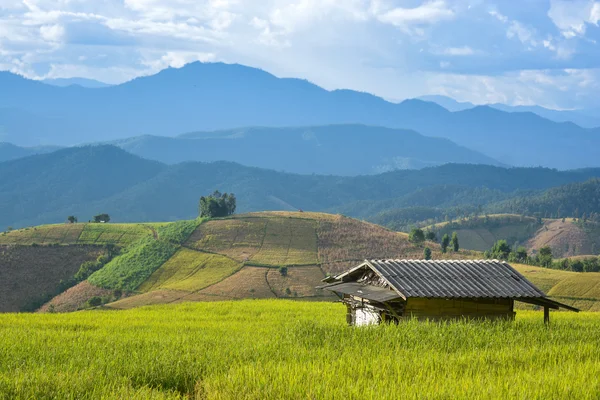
403 298 515 321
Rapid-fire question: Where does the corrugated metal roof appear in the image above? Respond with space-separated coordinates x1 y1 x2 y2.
321 282 402 302
362 259 547 299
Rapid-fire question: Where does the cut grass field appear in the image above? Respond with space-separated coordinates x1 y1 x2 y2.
0 223 155 246
1 301 599 399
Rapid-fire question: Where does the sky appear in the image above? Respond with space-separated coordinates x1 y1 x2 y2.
1 0 600 109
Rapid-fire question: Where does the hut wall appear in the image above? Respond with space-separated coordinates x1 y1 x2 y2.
403 298 515 321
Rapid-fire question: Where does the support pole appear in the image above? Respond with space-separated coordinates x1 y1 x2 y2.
544 306 550 325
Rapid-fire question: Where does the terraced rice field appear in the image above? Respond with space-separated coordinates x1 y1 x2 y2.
139 249 241 293
0 223 154 246
513 263 600 311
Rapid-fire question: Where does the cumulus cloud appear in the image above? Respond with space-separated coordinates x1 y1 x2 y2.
376 0 455 33
39 24 64 42
548 0 600 38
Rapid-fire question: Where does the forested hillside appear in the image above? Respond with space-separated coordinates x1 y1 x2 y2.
109 124 501 175
490 179 600 220
2 146 600 231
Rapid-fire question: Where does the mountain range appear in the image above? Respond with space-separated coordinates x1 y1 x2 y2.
419 94 600 129
2 145 599 232
1 62 600 170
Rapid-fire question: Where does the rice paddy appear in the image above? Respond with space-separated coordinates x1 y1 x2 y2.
0 301 599 399
0 223 155 246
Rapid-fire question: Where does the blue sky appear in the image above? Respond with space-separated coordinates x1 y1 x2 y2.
1 0 600 109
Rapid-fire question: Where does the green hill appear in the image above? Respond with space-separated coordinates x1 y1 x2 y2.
3 212 600 313
429 214 600 258
3 145 600 232
431 215 541 252
31 212 454 312
0 223 157 312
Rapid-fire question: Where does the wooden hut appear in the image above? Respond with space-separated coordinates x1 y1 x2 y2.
320 259 578 326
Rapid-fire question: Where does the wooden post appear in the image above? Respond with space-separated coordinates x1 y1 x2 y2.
544 306 550 325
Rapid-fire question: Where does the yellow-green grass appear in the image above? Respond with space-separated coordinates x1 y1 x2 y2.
76 223 155 245
1 301 600 399
430 214 540 252
107 289 189 309
513 263 600 310
430 214 535 229
187 218 266 262
138 248 241 293
196 266 277 299
0 223 154 246
250 218 318 265
0 224 84 245
265 266 330 298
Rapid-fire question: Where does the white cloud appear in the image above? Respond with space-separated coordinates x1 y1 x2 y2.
39 24 64 42
548 0 600 38
0 0 599 109
377 0 455 31
141 50 216 70
441 46 474 56
506 21 537 47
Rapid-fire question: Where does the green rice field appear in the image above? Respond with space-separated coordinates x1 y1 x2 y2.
1 300 599 399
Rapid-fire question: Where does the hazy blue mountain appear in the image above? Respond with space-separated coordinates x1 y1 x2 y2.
419 94 600 128
417 95 476 112
0 142 61 162
489 103 600 129
2 145 599 231
109 125 503 175
41 77 111 88
1 63 600 169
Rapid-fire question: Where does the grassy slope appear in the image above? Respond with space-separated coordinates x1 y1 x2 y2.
110 212 465 308
0 223 159 312
513 263 600 311
6 212 600 312
1 302 600 399
527 219 600 257
432 214 600 258
0 223 156 246
431 214 540 252
0 245 102 312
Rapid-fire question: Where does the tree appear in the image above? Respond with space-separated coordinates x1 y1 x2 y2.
488 240 512 260
67 215 78 224
441 234 450 253
423 247 432 260
408 227 425 244
425 231 437 241
199 191 237 218
539 246 553 267
93 214 110 223
514 246 528 262
451 232 459 252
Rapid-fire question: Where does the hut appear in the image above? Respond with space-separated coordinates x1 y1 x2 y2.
320 259 578 326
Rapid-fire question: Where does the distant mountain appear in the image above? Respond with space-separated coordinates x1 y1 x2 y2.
489 104 600 129
110 125 502 175
2 145 600 231
1 63 600 169
417 95 476 112
420 94 600 128
0 142 61 162
41 77 111 88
